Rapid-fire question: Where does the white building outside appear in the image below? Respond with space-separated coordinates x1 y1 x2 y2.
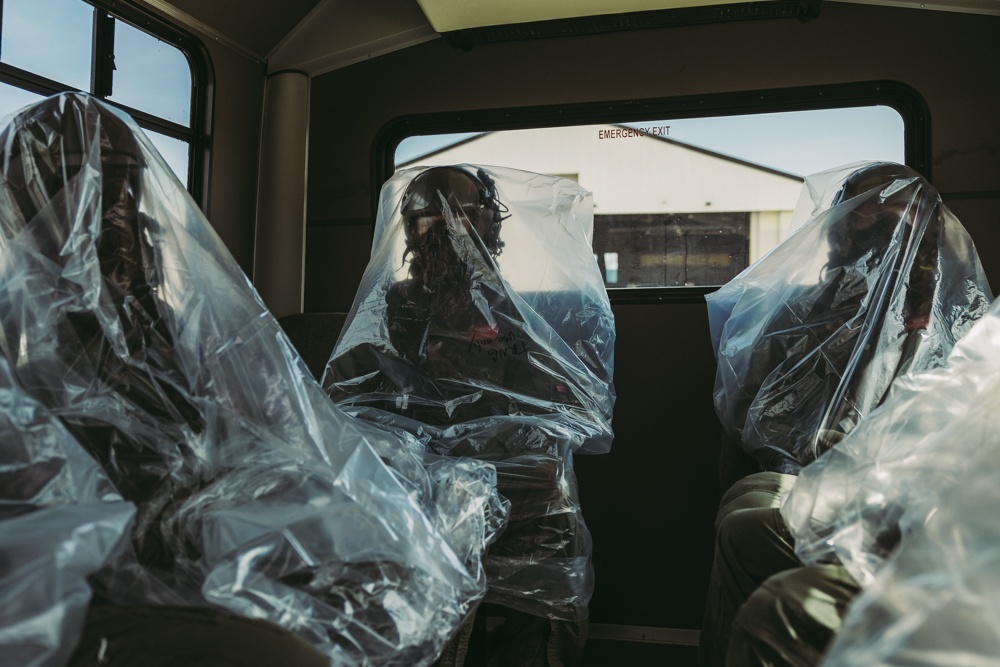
400 124 805 286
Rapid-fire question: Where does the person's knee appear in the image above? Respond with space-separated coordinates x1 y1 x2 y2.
715 472 796 535
715 507 800 602
727 583 792 667
727 566 857 667
733 578 781 634
717 508 777 566
728 573 809 667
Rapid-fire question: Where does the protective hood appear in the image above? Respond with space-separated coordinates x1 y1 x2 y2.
0 93 499 665
326 164 615 452
323 164 616 620
707 161 991 474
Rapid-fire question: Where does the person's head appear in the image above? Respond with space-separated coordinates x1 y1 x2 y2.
396 166 508 318
825 162 926 268
0 94 153 311
829 163 943 325
400 166 505 261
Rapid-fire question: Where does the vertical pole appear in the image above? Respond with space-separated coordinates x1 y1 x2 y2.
253 70 309 318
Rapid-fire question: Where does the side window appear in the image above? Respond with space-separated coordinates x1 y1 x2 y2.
390 95 915 295
0 0 210 203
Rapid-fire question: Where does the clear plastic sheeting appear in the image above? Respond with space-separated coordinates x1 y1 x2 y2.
1 504 135 667
0 360 121 515
323 164 616 621
707 161 991 474
1 351 134 667
783 297 1000 588
812 299 1000 666
0 92 498 665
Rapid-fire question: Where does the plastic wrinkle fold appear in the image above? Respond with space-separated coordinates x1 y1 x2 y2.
807 298 1000 666
707 161 992 474
0 348 134 667
0 93 498 666
323 164 616 621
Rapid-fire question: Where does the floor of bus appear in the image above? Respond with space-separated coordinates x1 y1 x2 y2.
583 640 698 666
461 637 698 666
460 606 699 666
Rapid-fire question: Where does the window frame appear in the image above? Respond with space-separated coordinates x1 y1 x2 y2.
0 0 214 209
373 80 930 304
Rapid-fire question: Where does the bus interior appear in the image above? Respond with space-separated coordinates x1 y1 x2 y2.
1 0 998 665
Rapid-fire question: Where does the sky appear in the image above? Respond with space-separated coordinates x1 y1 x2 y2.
0 0 193 182
396 106 906 180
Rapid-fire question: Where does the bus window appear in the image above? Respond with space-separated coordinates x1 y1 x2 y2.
107 19 193 128
1 0 93 91
146 130 191 185
0 83 44 120
394 105 906 291
0 0 209 200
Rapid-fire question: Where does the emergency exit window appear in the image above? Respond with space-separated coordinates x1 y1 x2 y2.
394 105 906 290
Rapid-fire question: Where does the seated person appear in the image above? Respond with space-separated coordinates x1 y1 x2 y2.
324 165 616 666
699 162 992 667
0 318 326 667
777 298 1000 666
807 299 1000 665
0 92 499 665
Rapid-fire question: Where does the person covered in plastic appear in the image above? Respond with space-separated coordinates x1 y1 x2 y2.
808 300 1000 665
0 92 502 666
823 461 1000 667
324 164 616 666
698 162 992 667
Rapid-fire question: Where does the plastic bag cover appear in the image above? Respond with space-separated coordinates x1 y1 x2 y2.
707 161 992 474
1 349 134 667
323 164 616 620
0 93 498 665
783 293 1000 587
813 298 1000 666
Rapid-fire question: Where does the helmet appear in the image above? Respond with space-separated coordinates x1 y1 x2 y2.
400 166 505 257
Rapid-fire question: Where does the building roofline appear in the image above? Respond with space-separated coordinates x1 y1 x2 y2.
398 124 804 181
